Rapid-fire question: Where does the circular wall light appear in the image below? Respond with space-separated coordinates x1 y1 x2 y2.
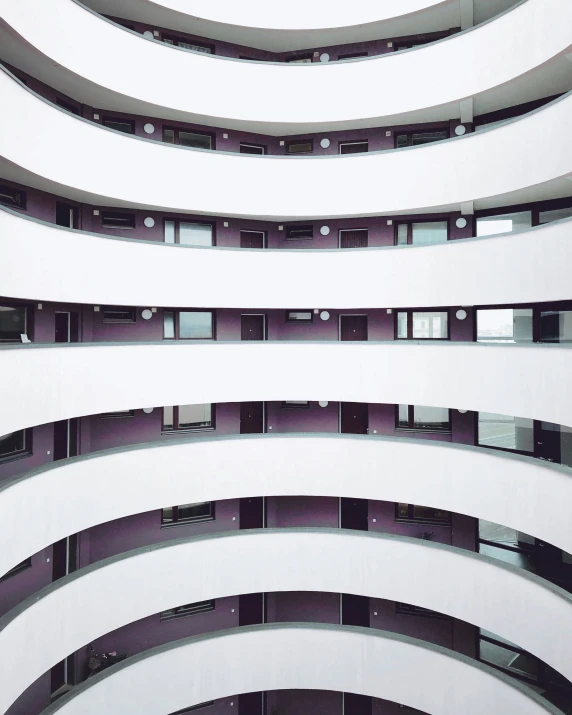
320 138 331 149
455 125 467 136
143 31 154 39
141 309 153 320
143 217 155 228
320 311 330 321
458 409 468 414
318 401 329 408
142 407 154 414
320 53 330 63
455 217 468 229
143 123 155 134
455 309 467 320
320 226 330 236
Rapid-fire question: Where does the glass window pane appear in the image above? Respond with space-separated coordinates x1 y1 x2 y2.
161 507 174 523
397 503 410 519
0 306 26 341
287 311 313 322
178 404 212 429
0 431 25 458
162 406 174 430
478 412 534 452
476 211 532 237
163 128 175 144
410 131 448 145
413 406 449 430
397 312 408 338
398 404 409 427
179 312 213 339
538 207 572 224
178 502 212 520
396 134 409 148
477 309 532 343
179 223 213 247
163 311 175 339
396 224 408 245
540 310 572 343
412 312 447 339
412 505 450 522
411 222 447 246
479 639 538 680
178 132 212 149
164 220 175 244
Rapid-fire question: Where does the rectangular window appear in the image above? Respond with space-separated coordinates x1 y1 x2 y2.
285 225 313 240
286 311 313 323
0 305 27 341
477 412 534 452
0 184 26 210
338 52 368 60
56 98 80 115
395 221 448 246
163 36 213 54
538 207 572 224
101 212 135 229
102 308 136 323
0 557 32 582
164 310 214 339
102 117 135 134
99 410 135 419
240 143 266 155
539 310 572 343
285 55 312 63
0 430 30 463
164 220 214 246
396 310 448 339
396 602 451 619
476 308 533 343
281 401 310 408
286 140 313 154
476 211 532 237
395 130 448 147
479 631 539 682
161 501 215 526
339 140 368 154
162 404 215 431
160 599 215 621
396 503 451 525
163 127 214 150
396 405 451 432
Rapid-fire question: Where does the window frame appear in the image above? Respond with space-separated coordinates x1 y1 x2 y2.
162 404 216 433
101 211 136 230
338 140 369 154
162 34 214 54
285 225 314 240
102 307 137 324
163 310 216 340
395 602 452 620
160 599 215 621
99 410 135 419
0 303 30 342
395 502 452 526
476 412 534 456
162 126 215 150
285 310 313 323
395 404 452 433
394 129 449 147
0 429 32 465
338 51 369 60
394 219 450 246
163 218 216 246
285 140 313 154
281 401 310 409
239 143 267 155
0 183 27 210
161 501 216 527
395 309 450 340
102 116 135 134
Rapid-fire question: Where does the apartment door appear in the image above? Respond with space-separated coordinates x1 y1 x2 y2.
240 496 265 529
53 418 79 461
239 593 265 626
240 401 265 434
340 497 368 531
55 202 79 228
535 421 561 463
340 315 368 341
339 229 368 248
240 230 265 249
340 402 368 434
341 594 370 627
343 693 372 715
55 311 80 343
241 314 266 340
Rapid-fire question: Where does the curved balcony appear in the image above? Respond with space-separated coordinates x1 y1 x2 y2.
2 434 572 578
83 0 467 52
1 342 571 436
0 0 571 133
2 72 572 220
1 530 571 713
38 625 563 715
2 207 572 308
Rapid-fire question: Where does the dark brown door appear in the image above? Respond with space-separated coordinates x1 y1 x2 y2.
240 497 265 529
53 418 79 461
340 229 368 248
340 497 368 531
340 402 368 434
239 593 264 626
341 594 370 627
340 315 368 341
241 314 265 340
55 312 79 343
535 421 561 463
240 230 265 248
240 402 265 434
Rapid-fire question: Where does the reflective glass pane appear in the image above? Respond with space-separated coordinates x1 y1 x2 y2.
397 312 408 338
410 131 448 145
178 403 212 429
0 431 25 458
161 507 174 523
178 132 212 149
476 309 532 343
476 211 532 237
413 406 449 430
179 223 213 247
538 207 572 224
412 505 450 522
178 501 212 520
163 311 175 339
396 135 409 148
179 312 213 339
540 310 572 343
397 404 409 427
396 224 408 245
162 406 174 430
411 222 447 246
478 412 533 451
163 128 175 143
412 312 447 339
479 639 538 680
397 503 409 519
0 306 26 341
164 220 175 244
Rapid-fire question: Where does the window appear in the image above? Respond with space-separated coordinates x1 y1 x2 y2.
170 704 215 715
0 184 26 209
56 98 80 115
395 130 448 148
162 404 215 431
539 310 572 343
539 207 572 224
0 430 30 463
240 143 266 155
0 305 27 341
285 225 313 240
397 311 448 339
285 54 312 63
338 52 368 60
479 631 538 683
101 212 135 229
339 140 368 154
396 602 451 619
339 229 368 248
164 220 214 246
476 308 532 343
102 308 136 323
160 599 215 621
163 311 214 339
162 501 215 526
396 405 451 432
286 140 313 154
396 503 451 525
282 401 310 408
395 221 448 246
163 36 213 54
102 117 135 134
99 410 135 419
477 412 533 452
163 127 214 150
286 311 313 323
0 557 32 582
476 211 532 237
